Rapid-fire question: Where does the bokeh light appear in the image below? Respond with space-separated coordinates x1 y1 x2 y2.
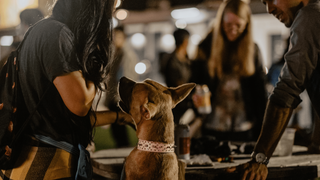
115 0 121 8
135 62 147 74
175 20 187 29
16 0 36 11
191 34 202 45
131 33 146 49
265 67 269 74
160 34 175 52
113 17 118 28
116 9 128 20
0 36 14 46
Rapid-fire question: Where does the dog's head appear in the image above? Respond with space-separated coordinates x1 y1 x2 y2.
118 77 195 130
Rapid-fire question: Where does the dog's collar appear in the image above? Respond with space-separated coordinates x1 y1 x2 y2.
137 139 175 153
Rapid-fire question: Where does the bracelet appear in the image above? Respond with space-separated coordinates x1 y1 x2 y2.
116 111 119 123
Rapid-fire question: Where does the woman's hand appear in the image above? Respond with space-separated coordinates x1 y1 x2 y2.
117 111 133 125
93 110 135 129
117 111 136 130
192 93 203 108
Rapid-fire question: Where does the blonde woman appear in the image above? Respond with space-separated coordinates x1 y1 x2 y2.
190 0 267 142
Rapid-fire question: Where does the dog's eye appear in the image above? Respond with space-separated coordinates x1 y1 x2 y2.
149 100 154 104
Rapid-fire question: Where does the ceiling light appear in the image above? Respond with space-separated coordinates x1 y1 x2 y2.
171 8 207 24
171 8 200 20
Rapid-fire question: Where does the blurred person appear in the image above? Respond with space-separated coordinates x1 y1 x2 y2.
189 0 267 142
267 37 290 87
0 8 44 69
164 29 191 88
229 0 320 179
1 0 132 179
113 26 139 83
164 28 192 124
18 8 44 41
105 26 139 148
106 26 139 109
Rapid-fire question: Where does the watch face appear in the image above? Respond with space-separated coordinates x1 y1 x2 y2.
256 153 266 163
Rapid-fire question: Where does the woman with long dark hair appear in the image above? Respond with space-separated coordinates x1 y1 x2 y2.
1 0 132 179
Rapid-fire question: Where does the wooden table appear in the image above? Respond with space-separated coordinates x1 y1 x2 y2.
91 146 320 180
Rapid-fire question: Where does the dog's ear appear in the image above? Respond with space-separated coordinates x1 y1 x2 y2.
141 103 157 120
141 104 151 120
119 76 136 94
169 83 196 108
118 76 136 113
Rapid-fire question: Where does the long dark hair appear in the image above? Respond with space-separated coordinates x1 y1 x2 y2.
52 0 114 89
51 0 115 144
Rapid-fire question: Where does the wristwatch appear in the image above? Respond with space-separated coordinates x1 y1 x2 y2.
251 152 269 165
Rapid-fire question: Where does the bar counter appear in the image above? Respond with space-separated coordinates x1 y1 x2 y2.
91 146 319 180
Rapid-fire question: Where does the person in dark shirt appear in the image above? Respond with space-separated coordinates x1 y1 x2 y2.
1 0 132 179
164 28 192 124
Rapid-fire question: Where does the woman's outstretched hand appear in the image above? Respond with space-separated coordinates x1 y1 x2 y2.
93 110 133 127
116 111 136 130
117 111 133 125
226 160 268 180
192 93 203 108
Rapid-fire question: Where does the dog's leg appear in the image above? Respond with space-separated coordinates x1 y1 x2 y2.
120 158 126 180
178 159 186 180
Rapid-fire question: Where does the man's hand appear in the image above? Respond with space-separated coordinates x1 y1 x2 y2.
227 160 268 180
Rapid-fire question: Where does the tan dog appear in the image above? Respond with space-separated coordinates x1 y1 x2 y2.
118 77 195 180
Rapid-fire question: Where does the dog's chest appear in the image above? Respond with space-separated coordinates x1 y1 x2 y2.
126 150 179 180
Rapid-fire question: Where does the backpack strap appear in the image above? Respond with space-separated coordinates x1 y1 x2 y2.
34 134 93 180
34 134 79 155
9 85 51 147
9 25 52 147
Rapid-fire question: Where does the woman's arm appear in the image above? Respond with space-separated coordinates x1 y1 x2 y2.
92 110 133 127
53 71 96 117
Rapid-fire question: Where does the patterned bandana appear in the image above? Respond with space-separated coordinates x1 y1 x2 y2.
137 139 175 153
